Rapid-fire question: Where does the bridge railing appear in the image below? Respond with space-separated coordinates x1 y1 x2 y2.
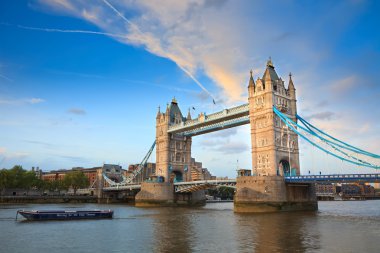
285 174 380 182
174 179 237 186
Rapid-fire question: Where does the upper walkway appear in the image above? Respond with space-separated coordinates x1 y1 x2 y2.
167 103 249 136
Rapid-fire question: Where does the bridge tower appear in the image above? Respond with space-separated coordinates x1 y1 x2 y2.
155 98 192 182
135 98 203 206
248 59 300 177
234 59 317 212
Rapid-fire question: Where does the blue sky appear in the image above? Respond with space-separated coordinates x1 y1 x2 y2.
0 0 379 177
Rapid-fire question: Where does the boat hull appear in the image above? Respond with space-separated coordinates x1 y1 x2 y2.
17 210 113 221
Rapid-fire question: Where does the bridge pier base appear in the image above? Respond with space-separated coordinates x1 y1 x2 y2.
175 191 206 206
135 182 175 207
234 176 318 213
135 182 206 207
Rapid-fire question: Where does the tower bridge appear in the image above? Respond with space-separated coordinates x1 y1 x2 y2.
98 59 380 212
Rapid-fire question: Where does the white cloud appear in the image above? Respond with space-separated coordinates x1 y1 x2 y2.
36 0 254 103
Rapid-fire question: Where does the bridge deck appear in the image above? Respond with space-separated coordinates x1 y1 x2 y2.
101 174 380 192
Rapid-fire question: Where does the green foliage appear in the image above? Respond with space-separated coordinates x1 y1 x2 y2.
0 165 43 194
0 169 10 194
206 186 235 200
63 170 89 194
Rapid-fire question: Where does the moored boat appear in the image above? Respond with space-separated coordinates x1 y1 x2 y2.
16 210 113 221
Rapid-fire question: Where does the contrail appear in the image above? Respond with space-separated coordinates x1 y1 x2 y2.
101 0 217 103
176 64 217 102
101 0 142 34
1 23 126 39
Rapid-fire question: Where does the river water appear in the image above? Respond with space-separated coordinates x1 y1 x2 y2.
1 201 380 253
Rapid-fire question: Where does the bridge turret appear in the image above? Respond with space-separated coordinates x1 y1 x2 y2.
262 58 279 92
248 70 255 97
187 108 192 120
156 106 161 120
288 73 296 98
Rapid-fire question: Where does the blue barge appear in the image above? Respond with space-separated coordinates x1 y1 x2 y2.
16 210 113 221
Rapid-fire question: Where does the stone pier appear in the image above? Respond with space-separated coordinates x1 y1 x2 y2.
135 182 205 207
234 176 317 212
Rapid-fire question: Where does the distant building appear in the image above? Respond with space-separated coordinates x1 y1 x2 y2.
41 164 126 188
237 169 251 177
127 162 156 183
31 166 42 179
190 158 213 181
315 183 335 195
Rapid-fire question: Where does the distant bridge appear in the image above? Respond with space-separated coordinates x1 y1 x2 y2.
285 174 380 183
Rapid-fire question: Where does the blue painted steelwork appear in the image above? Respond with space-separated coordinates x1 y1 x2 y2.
103 141 156 187
285 174 380 183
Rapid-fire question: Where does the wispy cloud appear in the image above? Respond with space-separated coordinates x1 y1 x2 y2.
200 138 249 154
0 97 45 105
35 0 251 103
0 73 13 82
306 111 335 121
23 140 54 148
198 127 248 154
58 155 88 163
329 75 357 95
29 98 45 104
0 147 29 165
67 108 86 115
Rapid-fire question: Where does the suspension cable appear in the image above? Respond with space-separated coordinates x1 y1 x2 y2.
273 107 380 169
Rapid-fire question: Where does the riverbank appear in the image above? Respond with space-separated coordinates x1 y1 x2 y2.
0 195 136 204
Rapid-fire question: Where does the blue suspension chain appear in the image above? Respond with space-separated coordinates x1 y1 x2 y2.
297 114 380 159
273 106 380 169
274 108 376 166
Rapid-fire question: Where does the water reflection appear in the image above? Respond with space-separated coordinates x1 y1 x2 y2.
1 202 379 253
151 207 193 253
235 212 321 253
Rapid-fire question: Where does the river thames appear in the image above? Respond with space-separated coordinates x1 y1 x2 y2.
1 201 379 253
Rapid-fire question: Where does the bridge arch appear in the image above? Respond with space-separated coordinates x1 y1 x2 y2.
278 159 290 176
170 170 183 183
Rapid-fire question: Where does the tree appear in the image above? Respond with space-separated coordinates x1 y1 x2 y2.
0 169 10 195
63 171 89 195
8 165 25 188
23 170 40 194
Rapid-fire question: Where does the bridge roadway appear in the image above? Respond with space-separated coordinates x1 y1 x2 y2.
102 174 380 193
